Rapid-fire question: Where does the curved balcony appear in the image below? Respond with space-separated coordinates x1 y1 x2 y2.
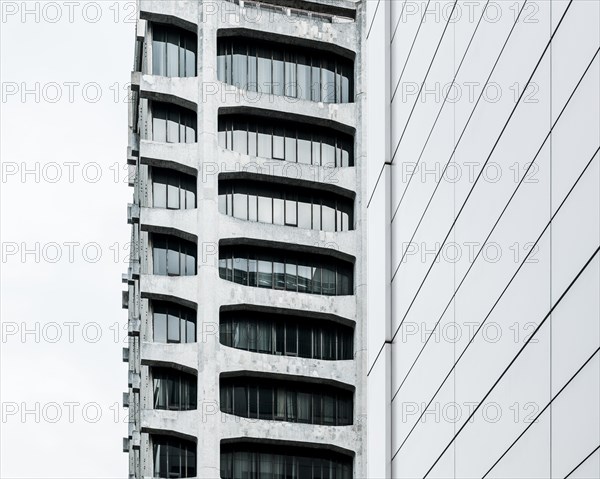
140 140 199 176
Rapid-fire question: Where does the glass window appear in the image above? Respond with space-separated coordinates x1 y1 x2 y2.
153 302 196 344
273 127 285 160
258 196 272 224
273 196 284 226
153 103 196 144
166 30 179 77
258 260 273 288
284 51 297 98
154 310 167 343
274 262 285 290
219 247 352 297
297 130 312 165
322 200 336 232
153 181 167 208
321 136 336 168
297 52 311 101
153 435 196 478
233 121 248 155
247 45 257 92
233 43 247 89
219 114 353 167
285 194 297 226
286 324 297 356
152 28 167 75
257 124 272 159
273 50 284 97
297 199 312 230
152 106 167 142
257 46 272 95
311 58 321 102
233 192 248 220
285 130 297 163
322 267 336 296
167 109 179 143
153 24 197 78
285 263 297 292
153 168 196 210
153 235 197 277
297 265 311 293
217 38 354 104
233 257 248 285
220 379 352 426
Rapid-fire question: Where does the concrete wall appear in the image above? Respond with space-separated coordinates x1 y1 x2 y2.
125 1 366 478
367 0 600 477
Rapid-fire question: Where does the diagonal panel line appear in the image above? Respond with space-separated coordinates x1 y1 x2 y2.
483 348 600 478
422 246 600 477
391 47 600 401
391 0 529 222
391 144 599 459
390 0 575 339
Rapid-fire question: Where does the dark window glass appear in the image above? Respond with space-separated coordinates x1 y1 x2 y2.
217 38 354 104
153 367 197 411
153 103 196 143
153 234 196 276
153 435 196 478
153 168 196 209
152 24 197 78
220 311 353 361
220 378 353 426
218 115 353 167
219 246 352 296
153 302 196 344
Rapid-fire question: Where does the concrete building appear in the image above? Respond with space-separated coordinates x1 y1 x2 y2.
367 1 600 478
123 1 366 478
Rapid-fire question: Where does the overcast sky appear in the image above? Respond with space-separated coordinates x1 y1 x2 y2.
1 1 135 477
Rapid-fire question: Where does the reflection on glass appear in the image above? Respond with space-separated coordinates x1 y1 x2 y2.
152 24 197 78
219 181 353 232
217 38 353 103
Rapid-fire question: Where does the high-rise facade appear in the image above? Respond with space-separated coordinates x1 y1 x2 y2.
367 1 599 478
123 1 366 478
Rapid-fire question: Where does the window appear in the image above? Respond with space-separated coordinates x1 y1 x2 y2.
218 180 354 232
219 115 353 168
153 235 197 276
152 24 197 77
152 103 196 143
221 444 352 479
219 246 353 296
153 435 196 478
220 377 353 426
153 301 196 343
152 168 196 209
153 367 197 410
217 37 354 103
220 310 353 360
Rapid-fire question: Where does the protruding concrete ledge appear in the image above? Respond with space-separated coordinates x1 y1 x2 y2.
140 341 199 374
140 274 198 307
220 432 358 458
138 74 198 111
216 87 357 132
218 215 358 259
215 147 357 193
141 411 198 442
213 280 356 321
140 207 199 244
139 140 199 176
216 11 359 55
217 349 356 388
139 0 198 32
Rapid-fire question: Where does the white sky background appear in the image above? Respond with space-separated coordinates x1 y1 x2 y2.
1 1 135 477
